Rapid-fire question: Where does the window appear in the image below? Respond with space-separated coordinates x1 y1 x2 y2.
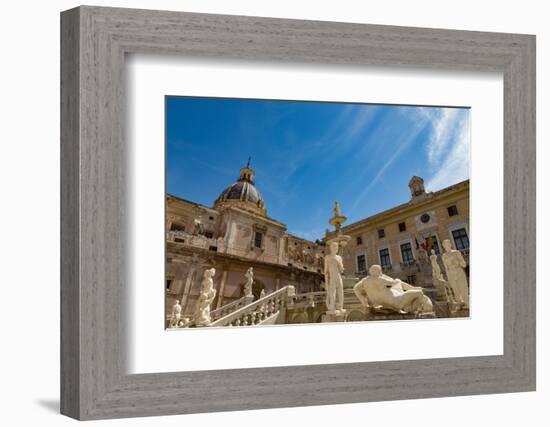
400 242 414 262
452 228 470 250
447 205 458 216
398 222 406 232
204 231 213 239
208 245 218 252
379 248 391 267
406 275 417 285
356 236 363 246
254 231 263 248
378 229 385 239
357 254 366 273
166 279 172 290
170 222 185 232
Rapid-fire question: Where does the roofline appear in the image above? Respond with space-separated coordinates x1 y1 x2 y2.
166 193 287 229
166 193 219 213
343 179 469 231
168 178 469 241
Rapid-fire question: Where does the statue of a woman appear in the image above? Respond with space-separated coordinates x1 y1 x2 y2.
194 268 217 326
243 267 254 298
430 249 442 280
441 239 469 308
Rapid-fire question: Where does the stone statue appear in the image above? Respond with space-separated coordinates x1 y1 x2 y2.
194 268 217 326
243 267 254 298
193 217 203 236
430 249 442 280
334 201 341 217
441 239 469 308
169 299 182 328
353 265 433 314
324 242 345 314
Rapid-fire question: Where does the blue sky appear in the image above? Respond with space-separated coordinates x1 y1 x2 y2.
166 96 470 240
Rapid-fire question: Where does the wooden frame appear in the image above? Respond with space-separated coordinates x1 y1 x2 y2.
61 6 536 420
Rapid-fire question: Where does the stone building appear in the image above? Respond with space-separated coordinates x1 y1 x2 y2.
338 176 470 288
165 162 470 324
166 161 326 320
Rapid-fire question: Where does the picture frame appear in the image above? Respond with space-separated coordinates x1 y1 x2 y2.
60 5 536 420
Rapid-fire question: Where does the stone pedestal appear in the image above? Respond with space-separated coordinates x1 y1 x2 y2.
323 310 347 323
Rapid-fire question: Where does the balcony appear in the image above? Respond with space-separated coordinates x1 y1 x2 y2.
400 259 419 272
167 230 219 251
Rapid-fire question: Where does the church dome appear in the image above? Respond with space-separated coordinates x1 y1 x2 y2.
214 160 266 216
218 180 262 203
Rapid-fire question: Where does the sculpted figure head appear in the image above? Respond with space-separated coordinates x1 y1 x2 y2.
204 268 216 279
368 264 382 277
442 239 452 252
329 242 339 255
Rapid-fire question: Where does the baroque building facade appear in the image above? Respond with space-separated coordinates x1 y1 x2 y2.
337 176 469 293
165 162 470 324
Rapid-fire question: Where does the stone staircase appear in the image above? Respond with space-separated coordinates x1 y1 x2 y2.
209 286 295 327
179 273 467 327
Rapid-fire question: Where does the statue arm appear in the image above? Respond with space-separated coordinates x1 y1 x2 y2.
401 281 422 291
353 279 369 306
458 252 467 268
337 256 344 273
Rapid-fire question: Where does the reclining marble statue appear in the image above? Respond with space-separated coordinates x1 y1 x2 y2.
441 239 469 309
324 241 345 314
194 268 217 326
353 265 433 314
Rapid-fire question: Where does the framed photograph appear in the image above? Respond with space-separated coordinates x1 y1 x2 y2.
61 6 536 420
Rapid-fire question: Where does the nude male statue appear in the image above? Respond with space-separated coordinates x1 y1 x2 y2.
169 299 182 328
324 242 345 313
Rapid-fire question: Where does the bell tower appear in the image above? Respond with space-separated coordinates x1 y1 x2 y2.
409 176 426 199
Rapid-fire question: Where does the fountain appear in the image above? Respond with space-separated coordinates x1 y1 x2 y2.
322 202 352 322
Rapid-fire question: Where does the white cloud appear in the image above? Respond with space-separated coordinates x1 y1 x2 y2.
425 114 470 191
350 120 427 210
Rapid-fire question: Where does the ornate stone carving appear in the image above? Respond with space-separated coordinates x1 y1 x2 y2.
194 268 217 326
